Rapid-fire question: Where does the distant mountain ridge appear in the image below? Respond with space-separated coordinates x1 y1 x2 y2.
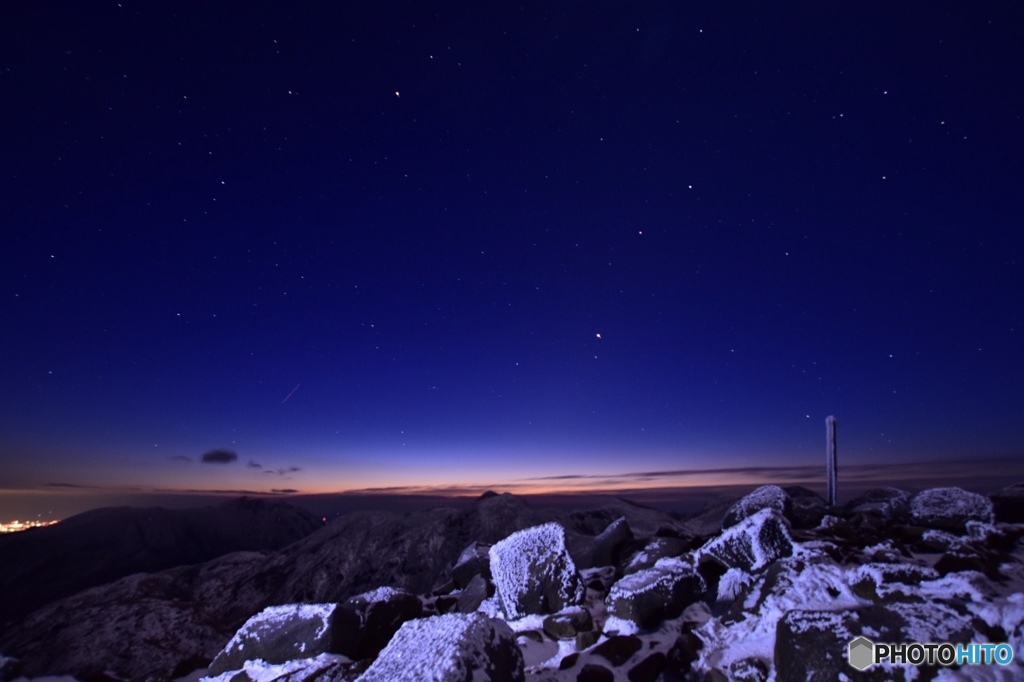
0 497 324 632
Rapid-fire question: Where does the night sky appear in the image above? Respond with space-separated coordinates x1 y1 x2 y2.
3 2 1023 519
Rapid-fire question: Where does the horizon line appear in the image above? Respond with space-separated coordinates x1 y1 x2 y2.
10 455 1023 500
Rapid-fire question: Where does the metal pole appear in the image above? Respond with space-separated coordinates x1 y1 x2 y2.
826 415 837 506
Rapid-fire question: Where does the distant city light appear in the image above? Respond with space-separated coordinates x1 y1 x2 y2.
0 519 60 534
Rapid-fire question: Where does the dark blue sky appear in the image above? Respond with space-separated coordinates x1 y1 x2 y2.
2 1 1022 516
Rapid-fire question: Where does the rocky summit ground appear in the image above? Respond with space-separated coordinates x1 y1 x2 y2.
3 484 1024 682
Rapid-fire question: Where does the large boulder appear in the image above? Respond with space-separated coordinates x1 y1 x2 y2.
844 487 911 520
722 486 791 529
330 586 423 660
207 603 339 676
489 523 585 619
606 557 706 630
358 613 524 682
782 486 828 529
697 508 793 572
910 487 994 531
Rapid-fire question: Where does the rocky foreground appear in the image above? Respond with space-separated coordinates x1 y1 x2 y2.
3 484 1024 681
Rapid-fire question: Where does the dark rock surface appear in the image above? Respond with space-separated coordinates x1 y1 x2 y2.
591 634 642 666
586 516 633 569
207 603 339 676
990 482 1024 523
781 486 829 529
543 607 594 640
844 487 911 520
329 586 423 660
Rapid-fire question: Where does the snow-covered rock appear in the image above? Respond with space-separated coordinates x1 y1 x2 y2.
779 486 826 527
844 487 911 520
774 600 978 682
207 603 338 676
619 536 687 575
848 561 940 600
330 586 423 660
489 523 585 620
697 508 793 572
606 557 706 630
722 485 791 529
203 652 364 682
358 613 524 682
911 486 994 531
774 609 881 682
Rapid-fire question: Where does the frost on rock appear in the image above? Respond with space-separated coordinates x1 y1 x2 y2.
848 562 940 600
774 609 861 682
606 557 706 630
358 613 525 682
845 487 911 520
206 603 337 676
202 652 351 682
698 508 793 572
722 485 791 529
331 585 423 660
910 487 994 531
489 522 585 620
694 551 865 674
716 567 754 603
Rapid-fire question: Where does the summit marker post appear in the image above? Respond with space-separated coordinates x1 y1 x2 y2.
826 415 838 506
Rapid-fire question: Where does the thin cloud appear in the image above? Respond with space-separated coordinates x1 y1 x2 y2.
517 465 825 482
201 449 238 465
169 455 192 463
247 460 263 469
271 488 299 494
262 466 302 476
